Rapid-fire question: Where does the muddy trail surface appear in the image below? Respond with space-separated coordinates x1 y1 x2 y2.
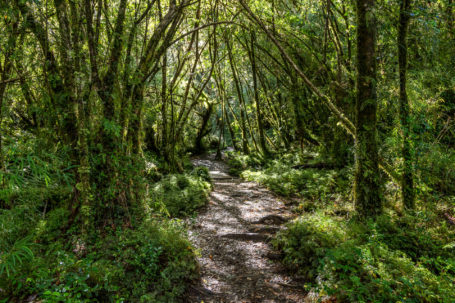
187 155 306 303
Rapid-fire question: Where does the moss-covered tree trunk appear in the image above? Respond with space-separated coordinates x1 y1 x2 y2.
225 107 239 150
447 0 454 38
398 0 415 209
0 51 13 173
76 95 92 231
0 78 6 174
290 84 320 149
194 104 214 154
354 0 382 217
226 36 249 154
250 32 269 157
161 52 169 159
0 20 16 173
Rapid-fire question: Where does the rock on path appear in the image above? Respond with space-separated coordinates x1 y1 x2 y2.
186 155 306 303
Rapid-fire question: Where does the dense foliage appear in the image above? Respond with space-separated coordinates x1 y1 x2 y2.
231 152 455 302
1 0 454 301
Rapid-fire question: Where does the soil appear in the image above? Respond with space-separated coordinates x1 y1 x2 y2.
186 155 307 303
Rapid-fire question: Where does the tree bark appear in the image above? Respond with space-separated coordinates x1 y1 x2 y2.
161 52 169 158
226 112 238 150
398 0 415 209
129 3 184 155
98 0 127 153
226 36 249 154
250 32 269 157
354 0 382 217
447 0 454 38
194 104 214 154
239 0 401 185
0 45 14 172
0 75 7 173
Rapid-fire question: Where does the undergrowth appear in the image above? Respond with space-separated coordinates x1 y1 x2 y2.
273 211 455 302
0 141 205 302
226 151 351 207
1 218 198 302
227 151 455 302
149 166 212 217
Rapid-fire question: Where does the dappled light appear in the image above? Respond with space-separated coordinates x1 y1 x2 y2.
188 155 304 302
1 0 454 301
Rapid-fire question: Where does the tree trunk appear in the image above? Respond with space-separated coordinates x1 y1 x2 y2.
250 32 269 157
216 97 225 160
290 82 320 148
447 0 454 38
76 95 92 231
214 58 238 151
0 62 10 173
194 104 214 154
130 82 146 156
0 81 5 174
98 0 127 151
239 0 400 184
355 0 382 217
398 0 415 209
161 52 169 159
144 122 159 154
225 107 238 150
0 29 16 173
226 36 249 154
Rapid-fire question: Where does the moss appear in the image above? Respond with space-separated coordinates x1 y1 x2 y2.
150 169 212 217
1 221 199 302
320 241 455 302
272 212 347 280
274 211 455 302
241 159 348 201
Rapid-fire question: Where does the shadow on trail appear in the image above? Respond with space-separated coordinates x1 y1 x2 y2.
187 155 306 303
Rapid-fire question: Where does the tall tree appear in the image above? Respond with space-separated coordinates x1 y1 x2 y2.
398 0 415 209
249 31 269 157
354 0 382 217
238 0 400 184
226 34 249 154
0 18 18 172
447 0 454 38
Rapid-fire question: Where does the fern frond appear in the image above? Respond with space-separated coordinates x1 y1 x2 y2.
0 237 34 278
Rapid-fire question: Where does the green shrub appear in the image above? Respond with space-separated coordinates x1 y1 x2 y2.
150 173 212 217
1 140 75 196
319 241 455 302
182 156 195 171
176 174 190 189
0 206 38 245
273 213 347 280
88 221 199 302
417 145 455 194
1 221 199 303
144 159 163 182
0 237 34 278
373 213 455 263
241 161 305 196
191 166 211 182
241 159 347 199
273 211 455 302
225 151 264 176
226 154 248 176
0 140 203 302
201 134 220 150
0 186 72 210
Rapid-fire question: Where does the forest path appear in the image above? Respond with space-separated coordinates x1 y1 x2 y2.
187 154 306 303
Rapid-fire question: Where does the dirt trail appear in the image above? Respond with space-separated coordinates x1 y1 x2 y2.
187 155 306 303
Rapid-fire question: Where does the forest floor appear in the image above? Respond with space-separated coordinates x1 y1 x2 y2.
187 154 306 303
